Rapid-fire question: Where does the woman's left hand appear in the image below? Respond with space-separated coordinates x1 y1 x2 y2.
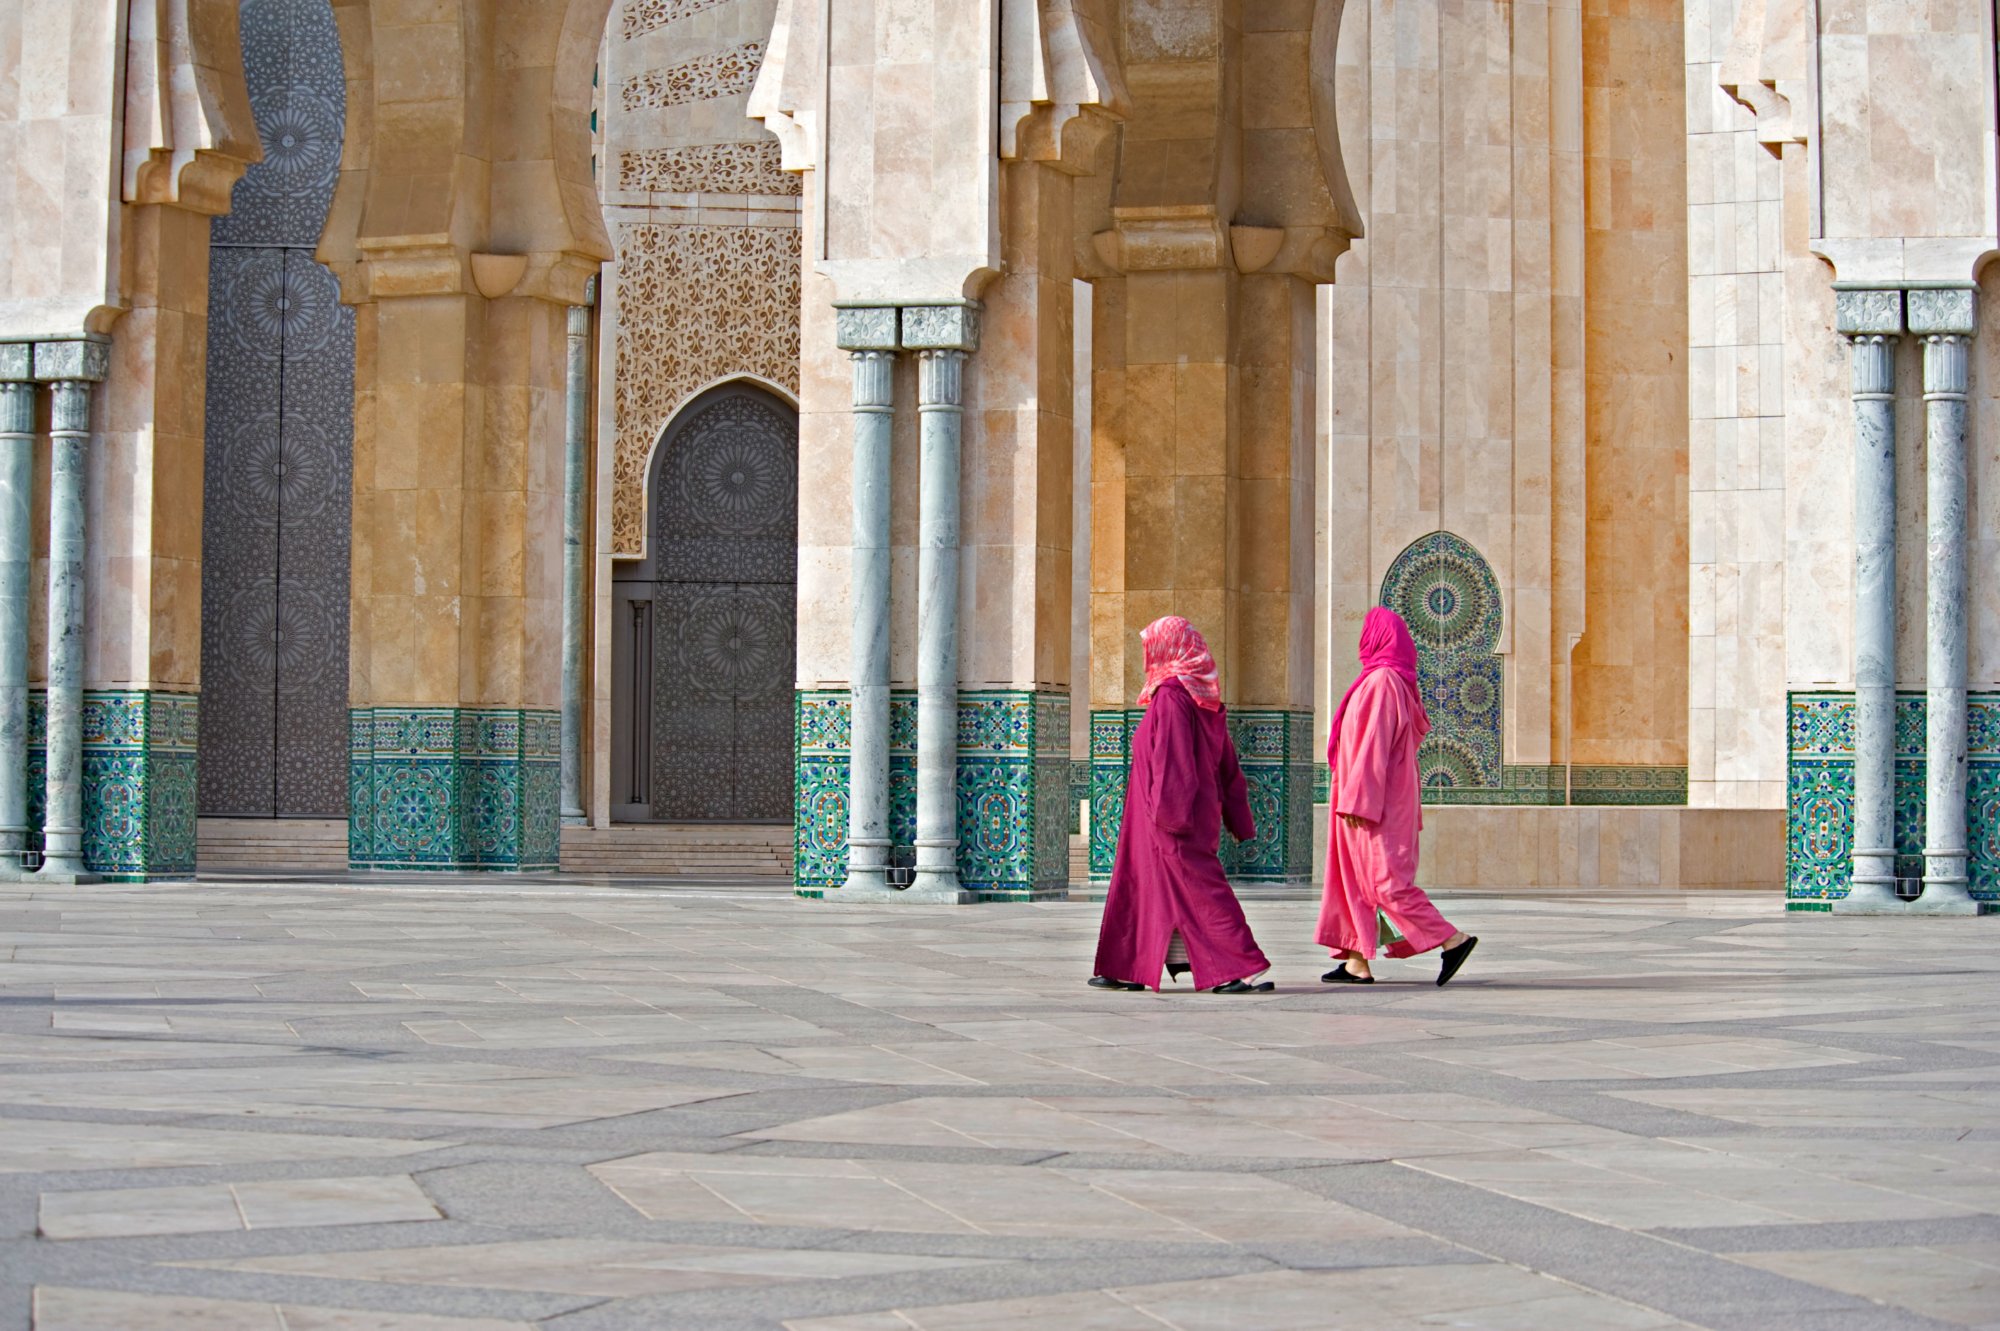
1339 812 1372 830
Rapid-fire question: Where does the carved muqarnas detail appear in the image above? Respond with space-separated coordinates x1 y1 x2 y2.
620 0 733 41
620 42 764 112
611 224 802 556
618 141 800 196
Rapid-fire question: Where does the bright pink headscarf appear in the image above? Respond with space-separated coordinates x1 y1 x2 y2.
1137 616 1222 711
1328 606 1431 761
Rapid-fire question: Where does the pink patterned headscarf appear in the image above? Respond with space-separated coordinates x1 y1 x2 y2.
1137 616 1222 712
1328 606 1431 762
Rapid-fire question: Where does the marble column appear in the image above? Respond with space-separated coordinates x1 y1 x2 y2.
904 304 978 903
560 287 593 827
33 339 110 883
0 350 33 880
834 306 901 894
1833 290 1903 914
1909 288 1980 915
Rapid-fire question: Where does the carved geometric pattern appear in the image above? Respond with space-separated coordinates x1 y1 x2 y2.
620 42 764 111
611 224 801 555
648 387 798 823
618 141 800 196
620 0 733 40
200 0 353 819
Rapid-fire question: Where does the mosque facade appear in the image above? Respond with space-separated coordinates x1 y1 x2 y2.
0 0 1993 913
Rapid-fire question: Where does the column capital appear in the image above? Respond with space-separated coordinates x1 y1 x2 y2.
834 306 901 351
901 303 981 352
0 344 31 382
1908 287 1977 338
1835 288 1904 338
30 339 110 385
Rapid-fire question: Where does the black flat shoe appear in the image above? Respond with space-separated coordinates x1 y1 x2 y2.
1437 936 1478 987
1166 962 1190 983
1088 975 1147 991
1321 966 1374 984
1211 979 1275 994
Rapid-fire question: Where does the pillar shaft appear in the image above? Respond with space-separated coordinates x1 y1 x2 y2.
560 298 591 825
1909 288 1979 914
910 346 969 900
842 347 896 894
1841 329 1901 911
0 369 32 876
37 378 95 878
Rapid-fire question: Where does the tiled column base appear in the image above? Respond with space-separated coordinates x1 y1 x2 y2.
1089 707 1315 886
25 690 197 881
795 690 1070 901
1788 692 2000 910
349 708 560 871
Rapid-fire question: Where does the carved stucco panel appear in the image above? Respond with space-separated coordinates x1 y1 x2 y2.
610 223 802 556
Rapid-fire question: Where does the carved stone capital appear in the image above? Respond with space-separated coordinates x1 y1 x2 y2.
900 304 980 353
1907 287 1977 338
834 306 901 352
31 339 111 385
1835 288 1904 337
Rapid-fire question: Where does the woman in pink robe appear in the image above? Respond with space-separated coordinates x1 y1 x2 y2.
1091 617 1274 994
1318 607 1478 986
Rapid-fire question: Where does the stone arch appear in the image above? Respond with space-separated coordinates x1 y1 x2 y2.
611 381 799 823
1380 532 1505 792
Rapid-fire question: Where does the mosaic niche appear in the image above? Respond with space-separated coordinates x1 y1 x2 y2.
26 692 198 881
1380 532 1505 793
1088 707 1315 886
611 223 801 555
1786 692 2000 906
794 691 1071 901
199 0 353 820
348 708 561 872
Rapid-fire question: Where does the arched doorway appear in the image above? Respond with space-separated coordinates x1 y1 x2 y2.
197 0 354 819
612 383 798 823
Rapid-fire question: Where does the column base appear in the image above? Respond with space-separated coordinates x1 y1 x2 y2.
27 869 100 885
22 691 197 882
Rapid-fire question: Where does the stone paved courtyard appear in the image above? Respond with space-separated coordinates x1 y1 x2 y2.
0 882 1995 1329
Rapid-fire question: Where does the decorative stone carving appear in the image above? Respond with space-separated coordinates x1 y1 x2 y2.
620 0 733 40
620 43 764 112
617 141 799 197
610 224 801 556
899 304 980 352
834 307 899 352
1908 288 1978 336
1835 289 1904 336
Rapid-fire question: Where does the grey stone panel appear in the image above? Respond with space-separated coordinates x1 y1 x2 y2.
1834 288 1904 335
1906 287 1977 336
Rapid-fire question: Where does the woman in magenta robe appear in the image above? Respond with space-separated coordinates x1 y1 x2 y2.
1318 607 1478 986
1090 617 1274 995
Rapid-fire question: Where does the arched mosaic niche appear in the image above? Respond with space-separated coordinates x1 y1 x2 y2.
1379 532 1504 792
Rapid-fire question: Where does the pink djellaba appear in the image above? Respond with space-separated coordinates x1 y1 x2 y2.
1318 607 1470 976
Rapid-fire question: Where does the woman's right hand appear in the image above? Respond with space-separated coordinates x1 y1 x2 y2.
1339 812 1373 830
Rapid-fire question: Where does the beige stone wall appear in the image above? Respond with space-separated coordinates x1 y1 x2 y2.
1324 0 1587 764
1569 0 1689 769
1684 0 1789 807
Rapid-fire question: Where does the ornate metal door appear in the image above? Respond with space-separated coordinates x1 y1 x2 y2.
648 386 798 821
198 0 353 817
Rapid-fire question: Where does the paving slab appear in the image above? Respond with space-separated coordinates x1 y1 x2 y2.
0 882 1992 1329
